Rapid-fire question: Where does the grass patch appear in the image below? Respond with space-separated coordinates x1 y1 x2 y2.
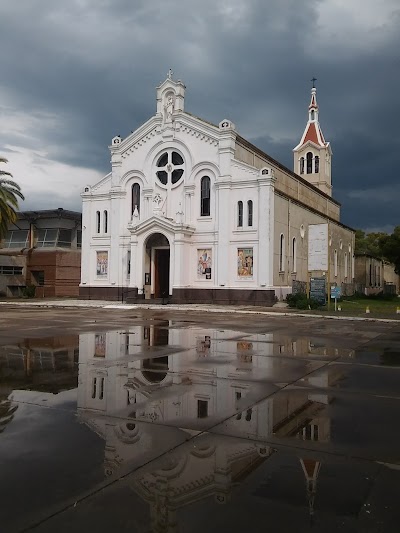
323 296 400 317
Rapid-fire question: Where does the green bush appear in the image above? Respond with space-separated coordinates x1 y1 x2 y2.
286 293 321 310
22 284 36 298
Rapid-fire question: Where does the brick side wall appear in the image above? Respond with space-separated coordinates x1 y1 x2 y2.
26 249 81 298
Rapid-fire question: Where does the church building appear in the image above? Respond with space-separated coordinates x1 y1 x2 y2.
80 73 354 304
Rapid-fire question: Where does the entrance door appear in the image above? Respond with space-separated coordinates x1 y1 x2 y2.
154 249 170 298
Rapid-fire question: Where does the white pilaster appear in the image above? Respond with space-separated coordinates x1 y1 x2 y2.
129 235 138 288
257 169 276 287
109 188 125 286
215 181 231 287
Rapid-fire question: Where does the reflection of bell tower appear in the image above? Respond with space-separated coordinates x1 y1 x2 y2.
293 80 332 196
300 458 321 524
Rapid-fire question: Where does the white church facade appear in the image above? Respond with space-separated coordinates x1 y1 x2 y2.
80 74 354 304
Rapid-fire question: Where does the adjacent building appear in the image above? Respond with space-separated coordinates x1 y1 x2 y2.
354 253 399 295
0 209 82 298
79 74 355 304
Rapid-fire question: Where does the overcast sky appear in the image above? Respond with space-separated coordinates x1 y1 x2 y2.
1 0 399 232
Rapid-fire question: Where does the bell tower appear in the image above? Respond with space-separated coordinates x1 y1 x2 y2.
293 80 332 196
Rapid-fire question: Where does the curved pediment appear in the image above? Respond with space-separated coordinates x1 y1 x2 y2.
128 215 195 238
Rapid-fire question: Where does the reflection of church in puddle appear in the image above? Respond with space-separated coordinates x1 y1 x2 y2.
78 324 351 529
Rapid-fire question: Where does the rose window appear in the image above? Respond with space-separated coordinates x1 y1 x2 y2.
156 151 184 185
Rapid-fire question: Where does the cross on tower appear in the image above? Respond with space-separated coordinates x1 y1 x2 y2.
311 77 317 88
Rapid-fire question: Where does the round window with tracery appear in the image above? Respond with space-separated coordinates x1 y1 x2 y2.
156 151 184 185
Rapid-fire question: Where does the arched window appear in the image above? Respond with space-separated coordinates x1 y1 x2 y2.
306 152 313 174
103 210 108 234
311 110 315 120
300 157 304 174
237 201 243 227
96 211 101 234
315 156 319 173
279 234 285 272
247 200 253 227
344 252 348 278
200 176 211 216
132 183 140 215
334 249 338 277
292 237 297 272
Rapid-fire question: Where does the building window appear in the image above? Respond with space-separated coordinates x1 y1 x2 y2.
197 399 208 418
0 266 23 275
31 270 45 286
103 211 108 234
334 249 338 277
92 378 97 399
99 378 105 400
344 252 348 278
127 250 131 277
156 151 184 185
292 237 297 272
57 229 72 248
132 183 140 215
247 200 253 227
77 230 82 248
36 229 58 247
279 234 285 272
300 157 304 174
306 152 313 174
96 211 101 234
2 230 29 248
200 176 211 216
237 201 243 227
315 155 319 173
310 110 315 121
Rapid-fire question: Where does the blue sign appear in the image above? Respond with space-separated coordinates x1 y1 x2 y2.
331 286 341 299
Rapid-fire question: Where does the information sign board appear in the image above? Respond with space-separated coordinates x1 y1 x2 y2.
310 277 326 305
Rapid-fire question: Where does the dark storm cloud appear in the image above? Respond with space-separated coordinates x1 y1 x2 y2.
0 0 399 230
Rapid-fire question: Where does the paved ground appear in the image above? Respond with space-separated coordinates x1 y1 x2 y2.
0 305 399 532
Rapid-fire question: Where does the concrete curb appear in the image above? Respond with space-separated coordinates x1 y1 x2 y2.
0 300 399 323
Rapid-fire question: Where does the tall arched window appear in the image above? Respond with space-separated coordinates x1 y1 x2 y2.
311 110 315 120
334 249 338 277
344 252 348 278
306 152 313 174
200 176 210 216
247 200 253 227
237 201 243 227
96 211 101 234
132 183 140 215
300 157 304 174
292 237 297 272
103 210 108 234
315 156 319 173
279 234 285 272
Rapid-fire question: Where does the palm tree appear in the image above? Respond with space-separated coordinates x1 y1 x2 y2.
0 157 24 239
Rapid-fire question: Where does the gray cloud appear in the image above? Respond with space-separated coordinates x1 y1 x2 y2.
0 0 399 231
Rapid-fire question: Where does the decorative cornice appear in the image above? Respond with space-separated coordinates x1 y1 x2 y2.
178 124 219 146
121 126 160 159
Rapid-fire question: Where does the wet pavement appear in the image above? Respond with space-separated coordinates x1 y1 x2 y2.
0 305 399 532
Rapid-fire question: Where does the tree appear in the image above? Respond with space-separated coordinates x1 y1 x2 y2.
0 157 24 239
355 229 387 258
379 226 400 274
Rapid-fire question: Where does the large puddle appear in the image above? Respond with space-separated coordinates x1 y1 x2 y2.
1 320 399 531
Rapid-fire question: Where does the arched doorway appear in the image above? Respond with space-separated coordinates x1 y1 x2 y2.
145 233 170 299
